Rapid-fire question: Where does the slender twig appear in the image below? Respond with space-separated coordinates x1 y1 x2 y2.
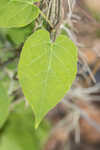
39 10 53 28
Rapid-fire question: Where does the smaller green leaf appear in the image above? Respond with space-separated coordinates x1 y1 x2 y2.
0 0 39 28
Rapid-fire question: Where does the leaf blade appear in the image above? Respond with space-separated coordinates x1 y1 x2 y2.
0 0 39 28
18 29 77 127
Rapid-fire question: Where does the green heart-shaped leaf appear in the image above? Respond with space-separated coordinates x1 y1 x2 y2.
18 29 77 128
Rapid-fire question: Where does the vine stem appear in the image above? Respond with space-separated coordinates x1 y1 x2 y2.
39 10 54 29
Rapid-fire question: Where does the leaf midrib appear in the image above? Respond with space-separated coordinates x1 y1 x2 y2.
39 44 53 115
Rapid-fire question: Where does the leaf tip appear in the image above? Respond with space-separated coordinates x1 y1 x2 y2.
35 123 39 129
34 114 44 129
